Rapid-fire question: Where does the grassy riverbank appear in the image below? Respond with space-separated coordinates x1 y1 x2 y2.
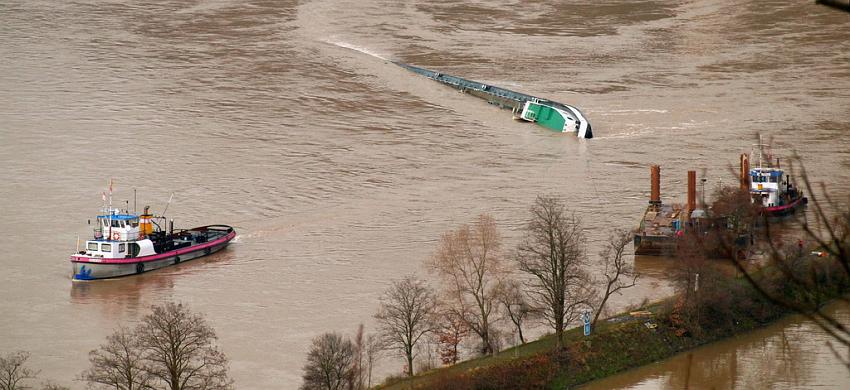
378 303 784 389
379 256 849 390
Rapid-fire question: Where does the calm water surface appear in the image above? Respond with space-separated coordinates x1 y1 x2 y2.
1 0 849 388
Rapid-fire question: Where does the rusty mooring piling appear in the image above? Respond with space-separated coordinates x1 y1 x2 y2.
650 165 661 206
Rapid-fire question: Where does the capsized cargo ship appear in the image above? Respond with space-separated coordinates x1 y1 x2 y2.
70 197 235 281
395 63 592 139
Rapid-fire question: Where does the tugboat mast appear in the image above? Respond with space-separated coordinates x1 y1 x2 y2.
755 135 766 170
107 179 113 241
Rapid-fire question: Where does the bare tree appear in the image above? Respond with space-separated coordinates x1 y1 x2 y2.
414 336 438 374
351 325 364 390
710 186 760 259
593 229 639 325
374 275 436 377
516 195 595 347
39 383 69 390
300 333 354 390
429 214 505 355
81 327 152 390
671 233 746 337
363 335 381 389
433 309 469 365
0 351 39 390
495 279 534 345
136 302 233 390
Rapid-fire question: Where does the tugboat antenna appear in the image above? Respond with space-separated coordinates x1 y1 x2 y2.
107 178 114 240
161 192 174 218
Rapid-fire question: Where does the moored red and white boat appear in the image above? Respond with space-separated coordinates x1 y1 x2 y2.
70 199 235 281
744 141 807 218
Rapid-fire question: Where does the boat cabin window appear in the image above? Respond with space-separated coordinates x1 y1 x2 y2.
111 220 122 228
101 243 112 252
87 242 98 251
130 218 139 227
118 243 125 253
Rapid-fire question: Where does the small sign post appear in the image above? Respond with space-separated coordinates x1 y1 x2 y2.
582 310 592 336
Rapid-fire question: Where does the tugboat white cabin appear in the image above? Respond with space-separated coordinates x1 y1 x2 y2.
742 143 807 217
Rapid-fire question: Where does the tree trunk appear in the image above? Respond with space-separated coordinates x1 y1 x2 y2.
406 350 414 377
593 293 610 326
555 312 564 348
481 322 491 355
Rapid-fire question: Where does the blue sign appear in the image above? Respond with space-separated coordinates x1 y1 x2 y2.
582 310 592 336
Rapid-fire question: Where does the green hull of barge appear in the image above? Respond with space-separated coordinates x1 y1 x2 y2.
522 102 568 132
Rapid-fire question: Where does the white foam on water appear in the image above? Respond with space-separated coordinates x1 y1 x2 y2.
603 109 669 115
322 38 388 61
591 130 653 140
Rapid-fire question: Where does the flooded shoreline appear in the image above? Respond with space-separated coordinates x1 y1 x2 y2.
581 301 850 390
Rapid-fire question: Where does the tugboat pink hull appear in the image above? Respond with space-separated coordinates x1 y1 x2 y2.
763 196 807 218
71 226 235 281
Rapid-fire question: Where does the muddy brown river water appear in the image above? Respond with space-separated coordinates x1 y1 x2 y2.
1 0 849 388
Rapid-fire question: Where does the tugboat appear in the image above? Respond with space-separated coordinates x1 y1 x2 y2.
70 195 235 281
742 143 807 218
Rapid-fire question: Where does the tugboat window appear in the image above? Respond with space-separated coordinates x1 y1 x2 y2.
130 218 139 227
87 242 98 251
118 243 125 253
111 220 121 228
101 243 112 252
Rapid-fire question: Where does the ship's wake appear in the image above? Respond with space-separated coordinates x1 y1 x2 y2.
322 38 388 61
